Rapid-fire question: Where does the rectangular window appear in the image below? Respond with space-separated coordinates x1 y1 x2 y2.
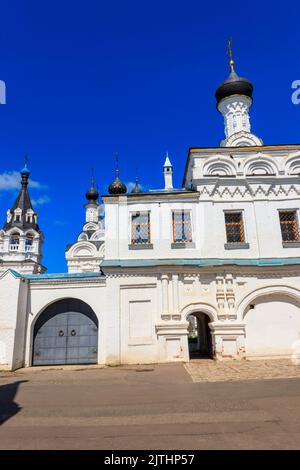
279 211 299 242
225 212 245 243
131 212 150 244
172 211 192 243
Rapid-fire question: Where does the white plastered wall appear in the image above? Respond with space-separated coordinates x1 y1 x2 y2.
2 267 300 369
244 294 300 358
104 198 200 261
0 270 29 370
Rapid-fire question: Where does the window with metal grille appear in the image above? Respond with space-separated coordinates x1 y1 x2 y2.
172 211 192 243
225 212 245 243
131 212 150 244
279 211 299 242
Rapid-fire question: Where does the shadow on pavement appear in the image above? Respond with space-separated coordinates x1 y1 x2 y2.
0 380 28 425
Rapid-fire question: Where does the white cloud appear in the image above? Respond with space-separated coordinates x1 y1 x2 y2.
31 195 51 206
0 171 46 190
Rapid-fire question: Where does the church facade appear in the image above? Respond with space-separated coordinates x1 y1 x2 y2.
1 58 300 370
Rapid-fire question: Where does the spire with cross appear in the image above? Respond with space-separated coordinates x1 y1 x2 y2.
227 36 235 72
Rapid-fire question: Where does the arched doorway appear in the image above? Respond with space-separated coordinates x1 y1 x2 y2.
243 294 300 358
32 298 98 366
187 312 212 359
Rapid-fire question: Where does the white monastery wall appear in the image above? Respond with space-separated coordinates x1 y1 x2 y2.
0 270 29 370
244 295 300 358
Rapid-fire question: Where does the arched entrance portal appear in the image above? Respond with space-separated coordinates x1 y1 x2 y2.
243 294 300 358
32 298 98 366
187 313 212 359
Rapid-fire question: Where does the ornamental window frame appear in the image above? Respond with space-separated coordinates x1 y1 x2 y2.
224 210 246 244
278 209 299 243
10 232 20 248
131 211 151 245
172 210 192 244
25 234 34 247
26 209 34 224
14 208 22 222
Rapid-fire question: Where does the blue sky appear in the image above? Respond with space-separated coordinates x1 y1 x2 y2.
0 0 299 272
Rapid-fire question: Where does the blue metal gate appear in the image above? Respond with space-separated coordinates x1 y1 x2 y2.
33 299 98 366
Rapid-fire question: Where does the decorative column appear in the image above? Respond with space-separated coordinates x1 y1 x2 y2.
172 274 181 320
156 273 188 363
225 273 236 319
32 237 39 255
216 275 226 320
3 235 10 253
19 235 26 254
161 274 170 320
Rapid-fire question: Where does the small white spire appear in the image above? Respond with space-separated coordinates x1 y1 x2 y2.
164 151 172 168
163 152 173 190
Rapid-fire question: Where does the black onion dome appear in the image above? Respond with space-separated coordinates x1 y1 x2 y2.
86 185 99 202
108 176 127 195
215 69 253 105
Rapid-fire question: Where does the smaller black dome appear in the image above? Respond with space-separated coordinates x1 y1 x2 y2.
131 177 142 193
108 176 127 195
86 182 99 202
216 69 253 105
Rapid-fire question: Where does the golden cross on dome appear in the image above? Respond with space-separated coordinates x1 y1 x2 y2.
227 37 235 72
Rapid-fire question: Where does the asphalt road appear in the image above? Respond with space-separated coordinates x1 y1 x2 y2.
1 363 300 449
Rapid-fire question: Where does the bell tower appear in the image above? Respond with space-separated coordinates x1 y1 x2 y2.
0 161 45 274
215 39 263 147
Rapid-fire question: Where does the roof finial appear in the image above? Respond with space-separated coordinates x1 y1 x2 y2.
132 167 141 193
164 151 172 167
115 152 119 177
91 167 95 188
20 154 30 182
227 37 234 72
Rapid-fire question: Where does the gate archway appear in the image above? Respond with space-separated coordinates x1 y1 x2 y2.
187 312 213 359
32 298 98 366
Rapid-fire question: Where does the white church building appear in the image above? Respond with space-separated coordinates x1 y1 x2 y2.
1 56 300 370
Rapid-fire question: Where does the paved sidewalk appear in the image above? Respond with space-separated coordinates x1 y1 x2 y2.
2 363 300 449
185 358 300 382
